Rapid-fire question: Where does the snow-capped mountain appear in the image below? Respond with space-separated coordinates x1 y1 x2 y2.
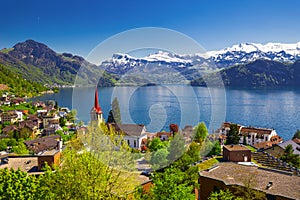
208 42 300 68
99 42 300 79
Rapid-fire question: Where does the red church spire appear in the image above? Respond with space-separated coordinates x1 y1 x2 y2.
94 88 102 114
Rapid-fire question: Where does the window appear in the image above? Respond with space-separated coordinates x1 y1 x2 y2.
127 140 130 146
134 140 137 148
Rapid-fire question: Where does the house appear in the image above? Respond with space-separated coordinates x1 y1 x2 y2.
42 115 60 128
24 135 62 155
156 131 173 141
32 101 46 108
11 97 26 105
199 162 300 200
293 138 300 145
239 127 278 146
0 111 19 124
2 120 39 138
182 125 193 142
2 125 18 136
42 127 56 136
265 140 300 158
216 122 281 146
223 145 251 162
108 123 147 149
253 135 283 150
147 132 157 140
38 149 61 170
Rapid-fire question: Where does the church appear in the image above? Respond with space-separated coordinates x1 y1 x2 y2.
90 88 147 149
90 88 104 124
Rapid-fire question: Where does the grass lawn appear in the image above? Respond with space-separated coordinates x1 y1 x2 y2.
246 145 257 152
197 157 220 171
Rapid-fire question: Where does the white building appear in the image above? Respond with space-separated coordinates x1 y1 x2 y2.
217 122 280 146
108 123 147 149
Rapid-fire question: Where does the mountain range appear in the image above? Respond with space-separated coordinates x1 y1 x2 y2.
101 42 300 75
0 40 299 88
191 59 300 88
0 40 115 87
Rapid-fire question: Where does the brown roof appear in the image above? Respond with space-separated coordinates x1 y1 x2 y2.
0 156 38 172
270 135 282 143
108 123 145 137
24 135 61 154
156 132 172 138
2 125 18 133
241 127 272 136
253 141 274 150
200 162 300 200
223 145 250 151
223 122 242 130
293 138 300 145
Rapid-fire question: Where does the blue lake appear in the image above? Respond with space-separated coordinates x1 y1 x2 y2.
31 86 300 141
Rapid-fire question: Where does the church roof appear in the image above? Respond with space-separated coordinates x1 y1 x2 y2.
92 88 102 114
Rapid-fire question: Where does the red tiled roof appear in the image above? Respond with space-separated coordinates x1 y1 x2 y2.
156 132 172 138
241 127 272 136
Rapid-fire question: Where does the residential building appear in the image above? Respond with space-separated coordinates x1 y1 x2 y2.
223 145 251 162
265 140 300 158
0 111 19 124
24 135 62 155
42 115 59 128
156 131 173 141
199 162 300 200
38 149 61 170
216 122 281 146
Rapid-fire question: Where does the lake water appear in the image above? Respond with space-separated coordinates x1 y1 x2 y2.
31 86 300 141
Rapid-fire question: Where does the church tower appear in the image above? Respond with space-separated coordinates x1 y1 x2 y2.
90 88 104 124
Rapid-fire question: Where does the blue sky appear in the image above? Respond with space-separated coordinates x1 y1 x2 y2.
0 0 299 58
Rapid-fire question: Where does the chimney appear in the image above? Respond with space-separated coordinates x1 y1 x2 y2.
266 181 273 190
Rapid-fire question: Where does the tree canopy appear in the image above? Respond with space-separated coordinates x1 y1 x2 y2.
193 122 208 145
226 124 240 144
107 97 121 123
280 144 300 168
293 129 300 139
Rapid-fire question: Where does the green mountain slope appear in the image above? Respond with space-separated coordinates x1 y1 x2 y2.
191 59 300 88
0 40 116 86
0 64 47 97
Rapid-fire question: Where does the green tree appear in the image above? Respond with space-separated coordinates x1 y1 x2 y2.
207 141 221 157
167 133 185 162
150 148 169 170
59 117 66 127
0 168 40 199
20 127 32 139
106 110 115 123
193 122 208 144
67 109 77 123
293 129 300 139
7 138 17 146
186 141 201 163
148 137 165 151
0 140 7 151
137 167 195 200
209 189 242 200
226 124 240 144
107 97 121 123
280 144 300 167
11 141 29 155
243 135 247 145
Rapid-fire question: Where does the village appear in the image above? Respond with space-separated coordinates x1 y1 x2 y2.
0 89 300 199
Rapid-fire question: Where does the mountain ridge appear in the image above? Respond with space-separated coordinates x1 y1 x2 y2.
0 39 116 87
191 59 300 88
